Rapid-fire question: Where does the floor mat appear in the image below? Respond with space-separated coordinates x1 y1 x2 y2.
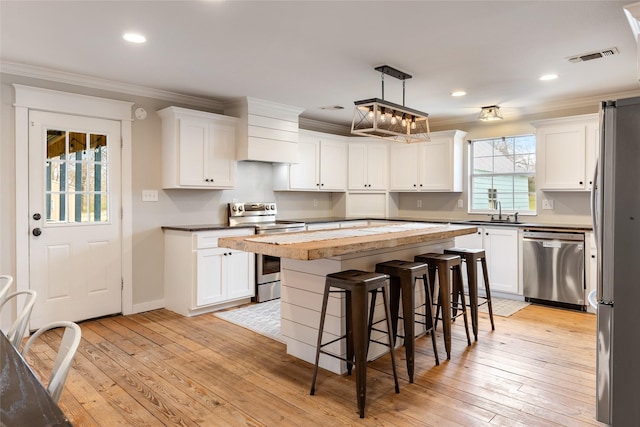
478 297 530 317
214 299 284 343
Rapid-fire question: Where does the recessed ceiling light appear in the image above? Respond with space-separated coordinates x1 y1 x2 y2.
539 73 558 81
123 33 146 43
451 90 467 97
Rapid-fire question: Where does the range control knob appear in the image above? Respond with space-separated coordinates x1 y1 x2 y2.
232 206 237 212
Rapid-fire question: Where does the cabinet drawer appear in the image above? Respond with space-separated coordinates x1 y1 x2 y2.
194 228 254 249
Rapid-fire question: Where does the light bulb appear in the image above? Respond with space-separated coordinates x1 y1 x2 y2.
401 114 407 127
390 116 397 125
410 120 417 130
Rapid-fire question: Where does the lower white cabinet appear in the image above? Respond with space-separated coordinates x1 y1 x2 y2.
164 228 255 316
455 226 519 295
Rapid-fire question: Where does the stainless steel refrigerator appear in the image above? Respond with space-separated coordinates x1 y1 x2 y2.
593 96 640 425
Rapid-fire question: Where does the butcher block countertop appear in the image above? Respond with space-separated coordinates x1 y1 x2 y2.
218 222 478 261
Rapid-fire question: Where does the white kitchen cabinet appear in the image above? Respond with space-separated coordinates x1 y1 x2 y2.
483 227 519 294
164 228 254 316
533 114 598 191
278 130 347 191
348 140 388 190
389 130 465 192
454 226 519 295
158 106 238 189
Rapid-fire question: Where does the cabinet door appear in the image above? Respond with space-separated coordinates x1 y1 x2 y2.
289 139 319 190
483 227 519 294
389 143 419 191
319 140 346 191
206 122 236 188
538 124 587 190
585 121 599 192
366 143 388 190
178 118 210 187
421 138 456 191
196 248 226 306
348 143 368 190
225 250 255 300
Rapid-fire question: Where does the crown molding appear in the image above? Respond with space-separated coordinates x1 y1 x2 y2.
430 88 640 128
1 61 224 110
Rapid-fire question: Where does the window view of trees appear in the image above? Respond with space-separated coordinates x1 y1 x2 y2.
470 135 536 212
46 129 109 223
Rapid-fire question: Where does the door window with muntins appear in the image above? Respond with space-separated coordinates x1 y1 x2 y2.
45 129 109 223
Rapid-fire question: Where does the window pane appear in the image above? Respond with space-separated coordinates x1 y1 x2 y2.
469 134 536 212
493 155 515 173
47 130 66 159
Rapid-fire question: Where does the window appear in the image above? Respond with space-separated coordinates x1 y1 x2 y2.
469 135 536 213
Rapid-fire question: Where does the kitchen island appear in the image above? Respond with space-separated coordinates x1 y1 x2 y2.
219 222 477 374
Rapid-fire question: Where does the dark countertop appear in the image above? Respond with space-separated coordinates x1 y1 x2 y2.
163 218 592 233
162 224 255 232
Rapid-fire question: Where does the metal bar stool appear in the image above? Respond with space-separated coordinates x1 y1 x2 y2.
414 253 471 359
374 260 439 383
444 248 495 340
310 270 400 418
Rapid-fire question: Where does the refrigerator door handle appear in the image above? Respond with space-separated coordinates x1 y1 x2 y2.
590 164 598 249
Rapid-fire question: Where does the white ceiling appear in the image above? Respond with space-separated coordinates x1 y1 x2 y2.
2 1 639 127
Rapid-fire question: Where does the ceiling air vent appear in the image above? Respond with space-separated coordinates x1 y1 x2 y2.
567 47 619 63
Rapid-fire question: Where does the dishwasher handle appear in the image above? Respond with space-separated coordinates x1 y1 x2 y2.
522 231 585 242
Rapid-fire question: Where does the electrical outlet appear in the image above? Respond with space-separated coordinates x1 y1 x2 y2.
542 199 554 210
417 199 422 208
313 199 318 207
457 199 464 208
141 190 158 202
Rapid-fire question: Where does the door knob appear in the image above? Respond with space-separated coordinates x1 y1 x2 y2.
33 213 41 220
32 228 42 237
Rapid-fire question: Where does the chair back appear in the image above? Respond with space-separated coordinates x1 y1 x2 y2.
21 321 82 403
0 289 37 349
0 275 13 302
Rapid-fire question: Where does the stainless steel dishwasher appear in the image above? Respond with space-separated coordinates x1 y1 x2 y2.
522 230 586 309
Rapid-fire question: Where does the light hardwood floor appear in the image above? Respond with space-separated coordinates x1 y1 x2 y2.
24 304 605 426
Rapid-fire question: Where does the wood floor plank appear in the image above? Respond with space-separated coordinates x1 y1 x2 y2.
17 304 607 426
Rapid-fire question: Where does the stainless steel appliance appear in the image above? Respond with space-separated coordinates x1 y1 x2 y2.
594 96 640 425
522 230 585 309
228 202 305 302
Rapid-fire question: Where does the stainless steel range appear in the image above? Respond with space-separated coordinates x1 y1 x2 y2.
228 202 305 302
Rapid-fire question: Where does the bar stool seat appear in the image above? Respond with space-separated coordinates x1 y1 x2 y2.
444 248 495 341
310 270 400 418
414 253 472 359
375 260 439 383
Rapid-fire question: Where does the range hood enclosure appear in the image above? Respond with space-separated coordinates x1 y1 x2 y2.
224 97 304 163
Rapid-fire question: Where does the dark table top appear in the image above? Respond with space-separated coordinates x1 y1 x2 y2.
0 333 73 426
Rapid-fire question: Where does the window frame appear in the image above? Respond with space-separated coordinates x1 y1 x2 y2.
468 134 537 215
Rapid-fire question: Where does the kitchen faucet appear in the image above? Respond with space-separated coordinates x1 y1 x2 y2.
497 201 502 220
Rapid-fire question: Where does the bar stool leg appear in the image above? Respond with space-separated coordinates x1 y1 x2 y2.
345 290 354 375
454 266 472 346
310 282 331 395
465 257 480 341
350 285 369 418
399 275 416 383
480 257 496 331
421 273 439 366
388 277 402 346
437 265 452 359
380 286 400 395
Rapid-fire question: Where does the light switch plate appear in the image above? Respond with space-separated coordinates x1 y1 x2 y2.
142 190 158 202
457 199 464 208
542 199 554 210
417 199 422 208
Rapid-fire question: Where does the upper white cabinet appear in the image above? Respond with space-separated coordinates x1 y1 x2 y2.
274 130 347 191
348 140 388 190
389 130 465 192
158 106 238 189
533 114 599 191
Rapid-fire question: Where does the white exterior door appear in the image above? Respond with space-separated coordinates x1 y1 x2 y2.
28 111 122 329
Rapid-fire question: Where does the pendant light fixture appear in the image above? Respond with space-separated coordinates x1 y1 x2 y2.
478 105 503 121
351 65 430 143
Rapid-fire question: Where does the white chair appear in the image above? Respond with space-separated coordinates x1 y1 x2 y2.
0 289 37 349
21 321 82 403
0 274 13 302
